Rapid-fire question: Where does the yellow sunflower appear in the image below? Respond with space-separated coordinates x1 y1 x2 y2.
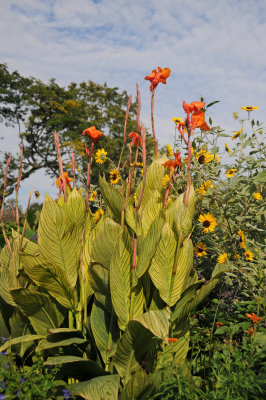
195 242 207 257
161 174 170 187
198 180 214 196
240 106 258 111
232 128 243 140
171 117 184 125
232 112 239 120
237 230 246 249
166 144 173 157
225 143 231 155
253 192 262 200
184 147 194 163
225 168 237 178
217 253 228 264
196 149 218 164
93 209 104 223
95 148 107 164
198 213 217 234
89 190 97 202
244 250 254 261
110 169 120 185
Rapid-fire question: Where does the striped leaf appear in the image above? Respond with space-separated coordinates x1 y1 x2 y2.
119 368 156 400
91 299 119 364
141 190 163 237
113 321 154 381
134 309 170 340
173 185 196 239
10 288 59 335
89 264 112 312
9 310 33 357
0 333 44 353
38 194 80 288
21 254 77 310
64 187 86 231
136 215 165 279
99 175 123 221
91 217 122 269
71 375 120 400
110 228 132 330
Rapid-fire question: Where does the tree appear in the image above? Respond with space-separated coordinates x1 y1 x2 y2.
0 64 153 199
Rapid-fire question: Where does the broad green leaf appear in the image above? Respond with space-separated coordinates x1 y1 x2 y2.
21 254 77 310
99 175 123 221
0 262 17 306
36 337 87 352
113 320 154 381
44 356 104 380
110 228 132 330
141 190 163 237
91 300 119 364
9 310 33 356
0 333 44 353
38 194 80 287
156 333 190 369
136 215 165 279
91 217 122 269
71 375 120 400
171 281 203 322
64 187 86 231
253 170 266 183
134 309 170 340
0 310 10 339
119 368 156 400
89 264 112 312
173 186 196 239
132 282 145 318
10 288 59 335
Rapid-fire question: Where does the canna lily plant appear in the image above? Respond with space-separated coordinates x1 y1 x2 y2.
0 77 227 400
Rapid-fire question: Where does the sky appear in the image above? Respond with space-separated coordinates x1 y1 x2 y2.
0 0 266 207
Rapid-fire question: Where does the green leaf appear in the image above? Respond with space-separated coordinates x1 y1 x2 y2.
136 215 165 279
134 309 170 340
9 310 33 357
10 288 59 335
36 336 87 352
110 228 132 330
89 264 112 311
253 170 266 183
21 254 77 310
0 333 44 353
113 320 154 381
71 375 120 400
119 368 156 400
38 194 80 287
99 175 123 221
206 100 220 108
64 187 86 230
91 217 122 269
141 190 163 237
173 186 196 239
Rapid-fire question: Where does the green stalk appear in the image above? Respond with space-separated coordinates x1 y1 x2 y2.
105 310 115 372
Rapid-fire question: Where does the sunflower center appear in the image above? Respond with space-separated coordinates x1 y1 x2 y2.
198 155 205 164
198 248 203 253
203 220 211 228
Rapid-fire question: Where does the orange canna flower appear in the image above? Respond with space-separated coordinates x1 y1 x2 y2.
182 101 210 132
183 101 205 114
82 126 103 142
216 321 223 328
163 152 182 170
245 313 262 324
144 67 171 91
167 338 177 343
129 131 143 146
56 171 73 189
245 326 254 335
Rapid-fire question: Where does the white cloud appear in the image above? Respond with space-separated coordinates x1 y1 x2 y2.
0 0 265 206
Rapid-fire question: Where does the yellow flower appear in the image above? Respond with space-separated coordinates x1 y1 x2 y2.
184 147 194 163
196 149 213 164
253 192 262 200
195 242 207 257
130 162 143 167
232 128 243 140
166 144 173 157
232 112 239 120
244 250 254 261
217 253 228 264
225 168 237 178
161 174 170 186
34 190 40 199
93 208 104 222
225 143 231 155
110 169 120 185
95 148 107 164
133 192 137 202
198 213 217 234
237 230 246 249
89 190 97 202
234 254 240 260
240 106 258 111
171 117 184 125
258 129 263 134
198 180 214 196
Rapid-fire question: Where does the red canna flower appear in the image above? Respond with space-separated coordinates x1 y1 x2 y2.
163 152 182 170
167 338 177 343
56 171 73 189
245 326 254 335
82 126 103 142
183 101 205 114
216 321 223 328
182 101 210 132
129 132 143 146
145 67 171 91
245 313 262 324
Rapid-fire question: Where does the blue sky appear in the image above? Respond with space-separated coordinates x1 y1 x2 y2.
1 0 266 206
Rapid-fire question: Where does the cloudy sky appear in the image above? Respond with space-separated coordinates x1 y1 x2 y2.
1 0 265 206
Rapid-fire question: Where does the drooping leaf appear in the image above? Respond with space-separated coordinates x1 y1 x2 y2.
64 187 86 231
0 333 44 353
71 374 120 400
119 368 156 400
99 175 124 221
134 309 170 341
